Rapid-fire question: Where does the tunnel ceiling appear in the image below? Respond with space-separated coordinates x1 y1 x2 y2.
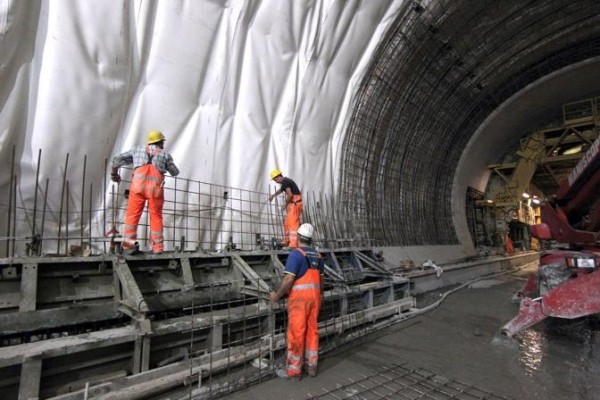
339 0 600 247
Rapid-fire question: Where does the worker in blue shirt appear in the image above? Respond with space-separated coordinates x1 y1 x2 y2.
270 223 324 380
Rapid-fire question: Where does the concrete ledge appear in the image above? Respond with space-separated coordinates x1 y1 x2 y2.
402 252 539 294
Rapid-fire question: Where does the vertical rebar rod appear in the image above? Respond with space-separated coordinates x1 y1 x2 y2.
197 180 202 250
89 182 93 248
326 193 339 248
57 153 69 255
172 177 177 251
238 189 242 249
11 175 17 258
208 283 214 397
32 149 41 237
111 184 116 239
267 189 275 247
188 284 195 399
226 290 232 386
39 178 49 256
313 191 326 248
66 180 70 253
5 145 15 257
80 155 87 245
184 179 189 251
237 189 242 249
143 202 149 250
103 158 107 253
274 185 285 241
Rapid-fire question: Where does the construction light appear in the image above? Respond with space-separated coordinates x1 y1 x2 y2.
563 144 583 155
532 198 541 205
522 192 530 198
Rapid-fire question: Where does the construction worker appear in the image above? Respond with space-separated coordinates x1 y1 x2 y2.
269 223 323 380
110 130 179 254
269 169 302 248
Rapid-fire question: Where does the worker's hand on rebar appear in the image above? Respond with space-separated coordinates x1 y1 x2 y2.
269 291 278 305
268 194 274 202
110 173 121 183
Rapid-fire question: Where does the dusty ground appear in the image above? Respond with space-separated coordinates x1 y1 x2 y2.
227 266 600 400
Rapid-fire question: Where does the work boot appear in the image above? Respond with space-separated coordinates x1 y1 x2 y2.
307 367 318 377
276 368 301 381
123 242 140 255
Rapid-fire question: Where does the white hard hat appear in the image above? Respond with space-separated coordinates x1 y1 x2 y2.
298 223 314 240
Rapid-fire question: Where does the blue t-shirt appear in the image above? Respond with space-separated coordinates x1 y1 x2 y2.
284 247 323 279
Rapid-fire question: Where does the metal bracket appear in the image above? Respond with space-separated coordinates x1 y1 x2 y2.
113 256 150 320
231 254 271 298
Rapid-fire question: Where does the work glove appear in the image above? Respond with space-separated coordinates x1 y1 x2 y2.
110 172 121 183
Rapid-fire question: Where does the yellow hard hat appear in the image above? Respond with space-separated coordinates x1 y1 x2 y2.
270 169 283 180
147 130 166 144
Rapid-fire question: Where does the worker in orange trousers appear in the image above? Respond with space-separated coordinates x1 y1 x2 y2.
269 169 303 248
110 130 179 254
270 223 324 380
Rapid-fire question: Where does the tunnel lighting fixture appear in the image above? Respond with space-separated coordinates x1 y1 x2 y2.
522 192 530 198
486 199 493 204
563 144 583 155
532 198 541 205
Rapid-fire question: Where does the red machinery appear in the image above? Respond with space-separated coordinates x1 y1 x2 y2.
501 135 600 337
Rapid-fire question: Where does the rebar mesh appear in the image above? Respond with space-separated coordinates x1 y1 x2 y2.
0 152 381 258
339 0 600 247
306 363 513 400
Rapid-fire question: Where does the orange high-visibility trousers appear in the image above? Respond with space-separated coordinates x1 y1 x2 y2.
286 268 321 377
123 163 165 252
284 194 303 247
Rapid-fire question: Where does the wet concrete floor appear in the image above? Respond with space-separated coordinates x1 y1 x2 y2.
228 266 600 400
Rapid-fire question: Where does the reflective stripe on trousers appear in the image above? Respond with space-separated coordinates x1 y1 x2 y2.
286 268 321 377
124 162 165 252
284 194 302 247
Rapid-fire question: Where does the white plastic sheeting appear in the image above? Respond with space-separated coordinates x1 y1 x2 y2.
0 0 407 246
